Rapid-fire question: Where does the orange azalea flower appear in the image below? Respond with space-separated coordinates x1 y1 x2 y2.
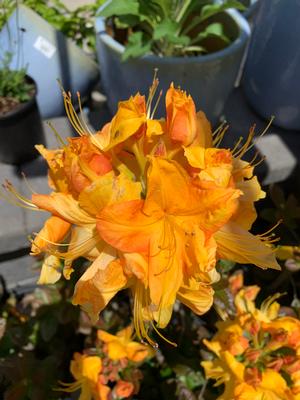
98 325 153 363
114 380 134 399
97 156 240 336
166 83 197 146
202 282 300 399
61 352 106 400
93 94 147 150
2 80 280 344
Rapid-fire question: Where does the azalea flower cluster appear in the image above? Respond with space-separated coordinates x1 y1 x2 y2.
202 273 300 400
62 326 153 400
4 79 280 344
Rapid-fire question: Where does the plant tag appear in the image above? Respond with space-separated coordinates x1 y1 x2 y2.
33 36 56 59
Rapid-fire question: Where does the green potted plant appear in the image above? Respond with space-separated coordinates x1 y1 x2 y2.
0 2 100 118
0 52 45 164
95 0 250 125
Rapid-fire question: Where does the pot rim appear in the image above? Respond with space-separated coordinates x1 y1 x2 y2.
95 7 250 63
0 74 38 120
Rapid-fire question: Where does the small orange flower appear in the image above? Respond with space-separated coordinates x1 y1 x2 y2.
61 352 104 400
202 281 300 399
114 380 134 399
98 326 153 363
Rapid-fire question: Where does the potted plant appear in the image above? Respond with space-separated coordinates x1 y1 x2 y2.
0 52 45 165
95 0 250 125
0 3 100 118
239 0 260 21
242 0 300 130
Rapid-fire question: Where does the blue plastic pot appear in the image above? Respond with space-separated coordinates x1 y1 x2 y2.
95 8 250 126
0 5 99 118
242 0 300 130
241 0 260 21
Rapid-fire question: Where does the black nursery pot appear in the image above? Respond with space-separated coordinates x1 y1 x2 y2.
0 76 45 165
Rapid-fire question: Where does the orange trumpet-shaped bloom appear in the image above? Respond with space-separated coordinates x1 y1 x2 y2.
202 281 300 400
98 325 153 363
61 353 105 400
94 93 147 151
97 157 240 329
2 80 281 344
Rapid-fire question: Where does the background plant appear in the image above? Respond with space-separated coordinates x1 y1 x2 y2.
99 0 245 60
0 52 33 104
0 0 105 53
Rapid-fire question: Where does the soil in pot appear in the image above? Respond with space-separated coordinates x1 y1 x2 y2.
0 75 45 165
0 86 35 116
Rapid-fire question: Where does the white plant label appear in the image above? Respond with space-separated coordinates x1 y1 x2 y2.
33 36 56 59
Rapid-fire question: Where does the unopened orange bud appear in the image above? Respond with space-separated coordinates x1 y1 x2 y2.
267 358 284 372
244 348 262 363
245 367 262 387
115 380 135 398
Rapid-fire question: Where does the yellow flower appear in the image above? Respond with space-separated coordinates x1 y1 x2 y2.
276 245 300 261
2 81 280 344
98 325 153 362
97 156 239 337
202 282 300 399
61 353 104 400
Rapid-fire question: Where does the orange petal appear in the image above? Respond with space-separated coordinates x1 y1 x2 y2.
215 222 281 270
192 110 213 148
35 145 68 192
97 94 147 151
177 280 214 316
37 255 62 285
32 193 95 225
143 157 200 216
97 199 161 254
79 171 142 217
31 215 71 255
72 249 128 323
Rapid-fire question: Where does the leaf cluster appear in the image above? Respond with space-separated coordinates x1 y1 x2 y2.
0 0 106 53
99 0 245 60
0 280 83 399
0 52 33 103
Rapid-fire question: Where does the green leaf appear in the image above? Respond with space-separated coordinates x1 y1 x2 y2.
200 0 245 22
271 346 296 357
160 366 173 378
185 370 206 390
280 370 294 387
114 14 141 28
196 22 231 44
153 18 190 47
98 0 140 17
122 31 152 61
217 259 236 273
153 18 179 40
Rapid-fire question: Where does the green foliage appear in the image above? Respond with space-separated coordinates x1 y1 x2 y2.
0 52 33 103
99 0 245 60
0 0 106 53
0 281 83 399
